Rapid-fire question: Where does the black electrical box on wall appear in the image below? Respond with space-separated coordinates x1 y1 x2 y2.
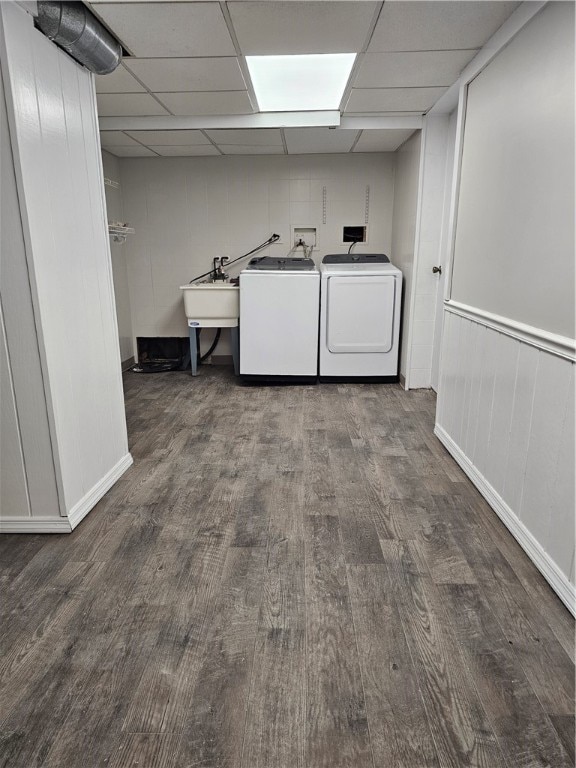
343 225 366 243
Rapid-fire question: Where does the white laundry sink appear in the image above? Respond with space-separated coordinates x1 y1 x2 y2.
179 284 239 327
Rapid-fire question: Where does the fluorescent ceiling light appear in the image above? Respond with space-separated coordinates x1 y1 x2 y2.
246 53 356 112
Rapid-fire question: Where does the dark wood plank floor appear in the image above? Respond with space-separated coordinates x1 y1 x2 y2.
1 367 574 768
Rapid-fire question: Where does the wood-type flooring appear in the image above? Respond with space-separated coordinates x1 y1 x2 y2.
1 368 574 768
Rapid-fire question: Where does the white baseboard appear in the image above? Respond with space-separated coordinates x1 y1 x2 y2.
68 452 133 530
434 425 576 616
0 517 72 533
121 356 135 372
0 453 133 534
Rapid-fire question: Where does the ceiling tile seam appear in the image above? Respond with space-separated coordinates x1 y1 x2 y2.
339 1 384 114
143 92 175 116
348 130 364 153
151 90 252 100
120 130 154 151
123 56 240 62
351 85 450 91
96 62 147 95
280 129 288 155
100 61 177 117
344 111 427 116
153 89 249 96
362 2 386 52
371 47 481 54
200 129 225 155
219 1 259 114
354 82 455 89
128 88 249 95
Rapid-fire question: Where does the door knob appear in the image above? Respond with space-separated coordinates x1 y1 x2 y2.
432 265 442 275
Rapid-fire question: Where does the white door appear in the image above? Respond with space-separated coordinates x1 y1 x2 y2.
431 110 459 391
430 266 446 391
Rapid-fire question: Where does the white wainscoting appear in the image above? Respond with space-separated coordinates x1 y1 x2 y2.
0 3 131 531
436 304 575 614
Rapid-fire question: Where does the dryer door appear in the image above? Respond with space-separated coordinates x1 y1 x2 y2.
327 275 396 353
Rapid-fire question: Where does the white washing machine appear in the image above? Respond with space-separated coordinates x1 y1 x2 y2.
319 253 402 379
240 256 320 382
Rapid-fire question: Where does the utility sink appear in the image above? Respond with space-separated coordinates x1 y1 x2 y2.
180 283 239 327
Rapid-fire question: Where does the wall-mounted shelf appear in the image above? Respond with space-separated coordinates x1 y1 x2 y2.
108 224 134 243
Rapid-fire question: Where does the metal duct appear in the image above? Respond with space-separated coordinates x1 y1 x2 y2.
36 1 121 75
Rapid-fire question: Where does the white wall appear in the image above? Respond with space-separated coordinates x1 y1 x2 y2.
0 44 60 522
390 131 421 381
436 3 576 613
451 2 575 339
0 3 132 531
0 304 30 519
102 150 134 365
436 311 575 611
120 153 396 358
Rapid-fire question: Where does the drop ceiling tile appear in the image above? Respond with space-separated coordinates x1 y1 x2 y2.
105 145 159 157
152 145 221 156
93 3 236 57
355 50 478 89
124 58 246 92
96 65 146 93
206 129 283 146
100 131 143 147
126 130 210 145
97 93 169 116
284 128 357 155
156 91 253 116
353 129 416 152
345 87 447 114
218 145 285 155
369 1 520 52
228 1 378 54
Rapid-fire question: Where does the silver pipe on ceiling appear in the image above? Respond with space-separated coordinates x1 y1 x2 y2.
36 1 122 75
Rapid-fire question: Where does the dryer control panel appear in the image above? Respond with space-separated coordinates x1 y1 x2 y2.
322 253 390 264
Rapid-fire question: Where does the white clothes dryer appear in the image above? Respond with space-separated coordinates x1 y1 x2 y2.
319 253 402 379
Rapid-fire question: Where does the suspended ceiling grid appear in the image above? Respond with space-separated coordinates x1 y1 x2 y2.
89 0 520 156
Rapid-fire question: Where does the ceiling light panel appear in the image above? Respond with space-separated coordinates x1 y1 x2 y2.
247 54 356 112
123 58 246 93
156 91 253 116
369 1 520 52
96 93 169 116
228 1 378 55
284 128 357 155
93 3 236 57
345 87 447 114
356 50 477 89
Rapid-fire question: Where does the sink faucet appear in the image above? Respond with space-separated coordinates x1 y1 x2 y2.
212 256 229 282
